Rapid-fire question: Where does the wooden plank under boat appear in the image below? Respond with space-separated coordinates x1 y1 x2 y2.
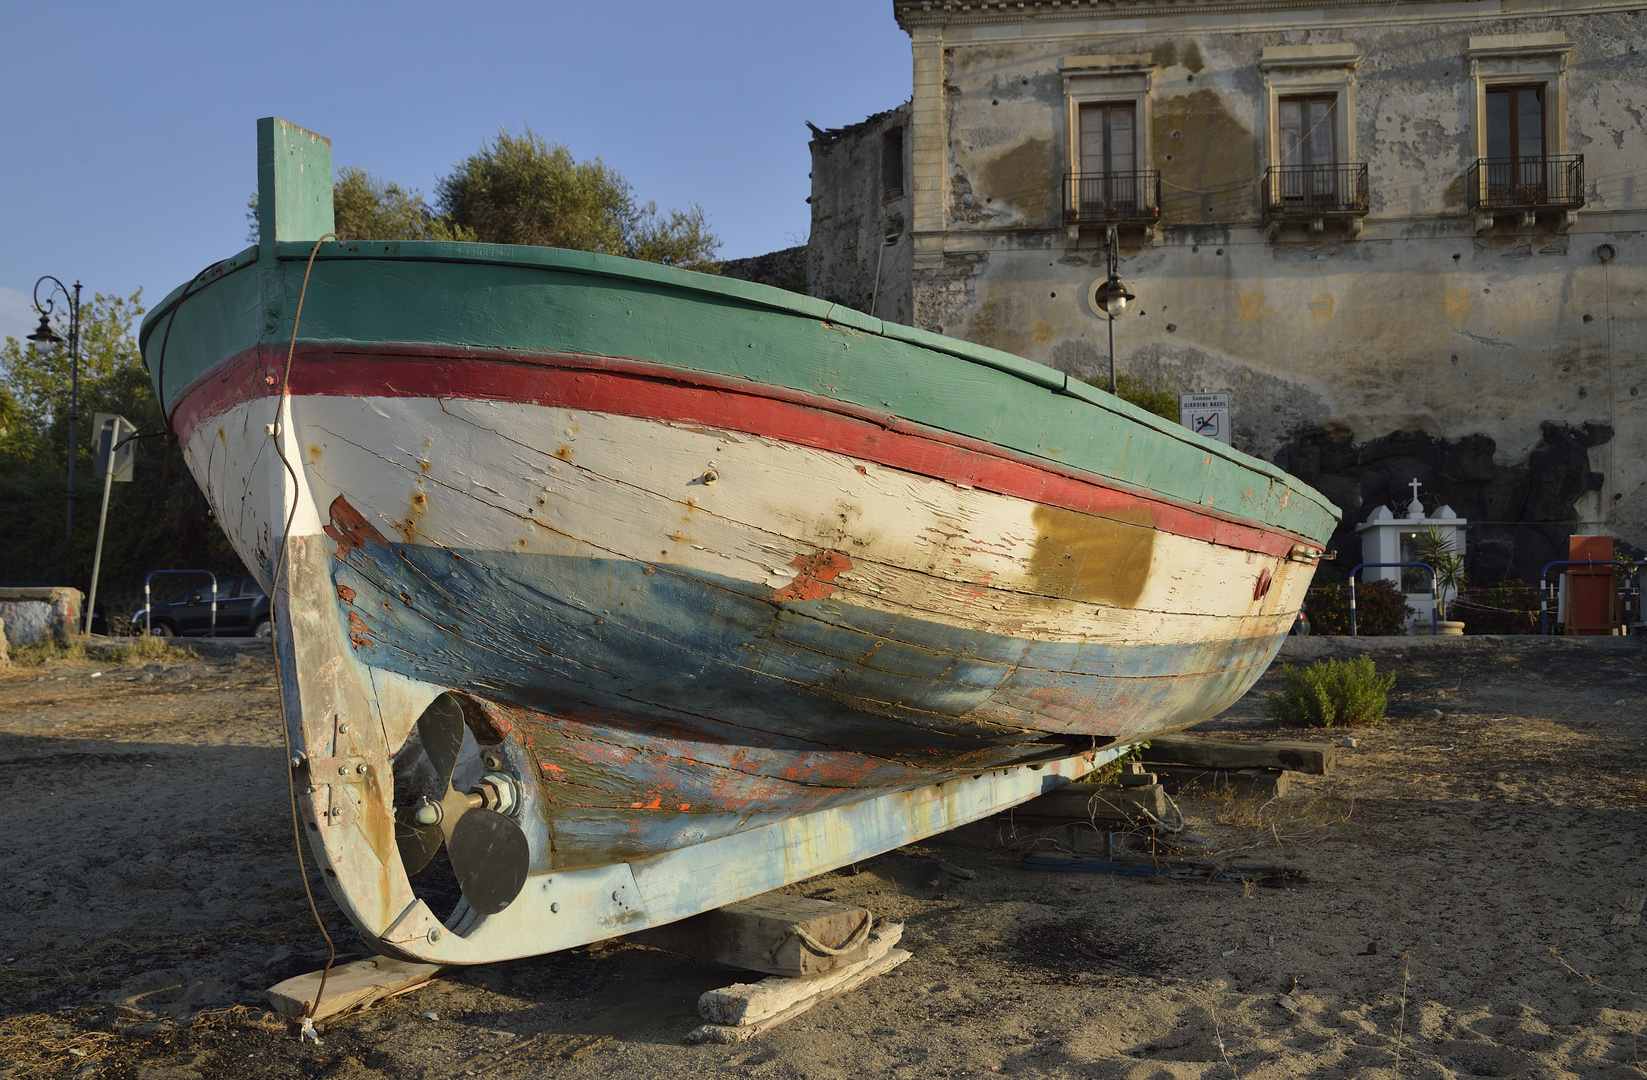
137 119 1339 965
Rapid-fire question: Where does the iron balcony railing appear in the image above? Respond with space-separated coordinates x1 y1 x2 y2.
1063 171 1162 224
1467 155 1584 212
1262 162 1370 217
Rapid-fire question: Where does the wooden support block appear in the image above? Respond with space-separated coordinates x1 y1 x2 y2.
686 924 910 1044
698 922 904 1026
1152 765 1292 798
266 956 443 1022
1011 782 1169 824
629 893 872 977
1143 735 1336 776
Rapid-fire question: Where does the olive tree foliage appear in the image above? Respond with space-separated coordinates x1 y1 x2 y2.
245 128 722 270
244 166 475 244
436 128 722 272
0 291 243 611
333 167 476 243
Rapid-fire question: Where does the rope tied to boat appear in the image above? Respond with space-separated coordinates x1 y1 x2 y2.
774 910 875 961
269 233 339 1025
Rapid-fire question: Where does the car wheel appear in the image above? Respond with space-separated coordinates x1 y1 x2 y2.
151 623 175 638
252 617 272 639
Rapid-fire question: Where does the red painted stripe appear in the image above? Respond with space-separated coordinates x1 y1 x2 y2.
170 344 1316 558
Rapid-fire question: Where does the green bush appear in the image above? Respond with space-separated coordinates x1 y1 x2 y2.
1302 579 1415 636
1266 656 1396 728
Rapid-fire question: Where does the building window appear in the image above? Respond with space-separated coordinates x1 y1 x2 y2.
1259 45 1367 234
1059 57 1158 230
1477 85 1563 205
1074 103 1142 214
1278 95 1337 168
882 128 905 199
1465 33 1581 226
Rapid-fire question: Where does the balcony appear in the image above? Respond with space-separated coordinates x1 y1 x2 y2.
1062 171 1161 227
1467 155 1583 232
1262 163 1369 237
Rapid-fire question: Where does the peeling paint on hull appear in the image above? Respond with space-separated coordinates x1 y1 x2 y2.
140 243 1335 963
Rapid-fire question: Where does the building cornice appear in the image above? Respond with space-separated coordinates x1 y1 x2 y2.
892 0 1633 32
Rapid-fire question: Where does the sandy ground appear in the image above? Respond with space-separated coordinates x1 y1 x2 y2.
2 635 1645 1080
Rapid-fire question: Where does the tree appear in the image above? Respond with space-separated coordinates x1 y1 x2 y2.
245 167 476 244
333 166 475 243
436 127 722 272
0 291 244 618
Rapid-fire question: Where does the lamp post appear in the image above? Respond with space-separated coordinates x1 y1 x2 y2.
27 277 82 543
1091 227 1136 394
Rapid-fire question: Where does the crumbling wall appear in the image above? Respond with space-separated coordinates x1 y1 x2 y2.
806 103 914 324
0 587 83 646
721 246 808 294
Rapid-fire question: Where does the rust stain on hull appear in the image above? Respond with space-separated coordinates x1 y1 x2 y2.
772 551 853 603
1027 505 1155 607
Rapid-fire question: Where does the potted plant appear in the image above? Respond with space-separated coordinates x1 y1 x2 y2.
1413 526 1468 635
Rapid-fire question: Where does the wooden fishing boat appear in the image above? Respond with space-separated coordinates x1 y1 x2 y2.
139 120 1337 965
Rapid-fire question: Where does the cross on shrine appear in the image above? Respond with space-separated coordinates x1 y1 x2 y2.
1408 478 1422 503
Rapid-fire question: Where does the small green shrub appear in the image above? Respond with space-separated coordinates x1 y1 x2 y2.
1266 656 1395 728
1302 579 1415 636
1074 740 1152 785
1078 374 1180 421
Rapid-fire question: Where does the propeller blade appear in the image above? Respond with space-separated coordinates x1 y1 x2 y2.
447 809 530 916
416 695 468 787
394 812 445 877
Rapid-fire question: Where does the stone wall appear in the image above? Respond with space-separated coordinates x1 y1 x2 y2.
1271 422 1631 585
807 103 915 324
721 246 809 294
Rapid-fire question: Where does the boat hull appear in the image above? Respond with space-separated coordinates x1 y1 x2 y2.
142 242 1336 961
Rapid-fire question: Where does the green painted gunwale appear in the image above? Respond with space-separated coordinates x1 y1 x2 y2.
139 240 1340 543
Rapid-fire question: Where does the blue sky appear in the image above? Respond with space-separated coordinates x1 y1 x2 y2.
0 1 912 344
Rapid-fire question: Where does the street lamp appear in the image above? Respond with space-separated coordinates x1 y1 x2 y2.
29 277 83 542
1090 227 1136 394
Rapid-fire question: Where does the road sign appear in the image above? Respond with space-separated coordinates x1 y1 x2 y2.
1178 393 1232 446
91 413 135 482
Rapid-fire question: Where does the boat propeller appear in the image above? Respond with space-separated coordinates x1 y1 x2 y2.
393 695 530 916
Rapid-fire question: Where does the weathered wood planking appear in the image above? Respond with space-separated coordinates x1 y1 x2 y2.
1151 765 1293 797
266 956 442 1022
142 247 1338 545
1142 735 1337 775
686 924 910 1043
696 922 906 1026
140 145 1338 970
294 394 1314 630
630 894 873 977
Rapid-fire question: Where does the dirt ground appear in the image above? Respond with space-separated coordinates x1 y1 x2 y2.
2 634 1645 1080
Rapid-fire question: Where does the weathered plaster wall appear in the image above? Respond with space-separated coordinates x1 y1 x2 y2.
852 1 1647 571
807 103 915 325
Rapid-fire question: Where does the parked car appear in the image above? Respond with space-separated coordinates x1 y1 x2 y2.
132 575 272 637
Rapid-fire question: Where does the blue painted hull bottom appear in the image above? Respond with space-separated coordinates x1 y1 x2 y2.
332 533 1283 870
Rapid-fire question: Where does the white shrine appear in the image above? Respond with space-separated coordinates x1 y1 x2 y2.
1353 479 1467 632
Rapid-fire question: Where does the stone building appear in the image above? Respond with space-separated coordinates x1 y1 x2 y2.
807 0 1646 581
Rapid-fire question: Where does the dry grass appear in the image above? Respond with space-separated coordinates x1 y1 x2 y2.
7 635 197 669
1183 788 1361 861
189 1005 285 1032
0 1011 117 1078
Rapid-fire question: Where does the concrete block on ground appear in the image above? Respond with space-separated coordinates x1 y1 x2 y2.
0 587 83 647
